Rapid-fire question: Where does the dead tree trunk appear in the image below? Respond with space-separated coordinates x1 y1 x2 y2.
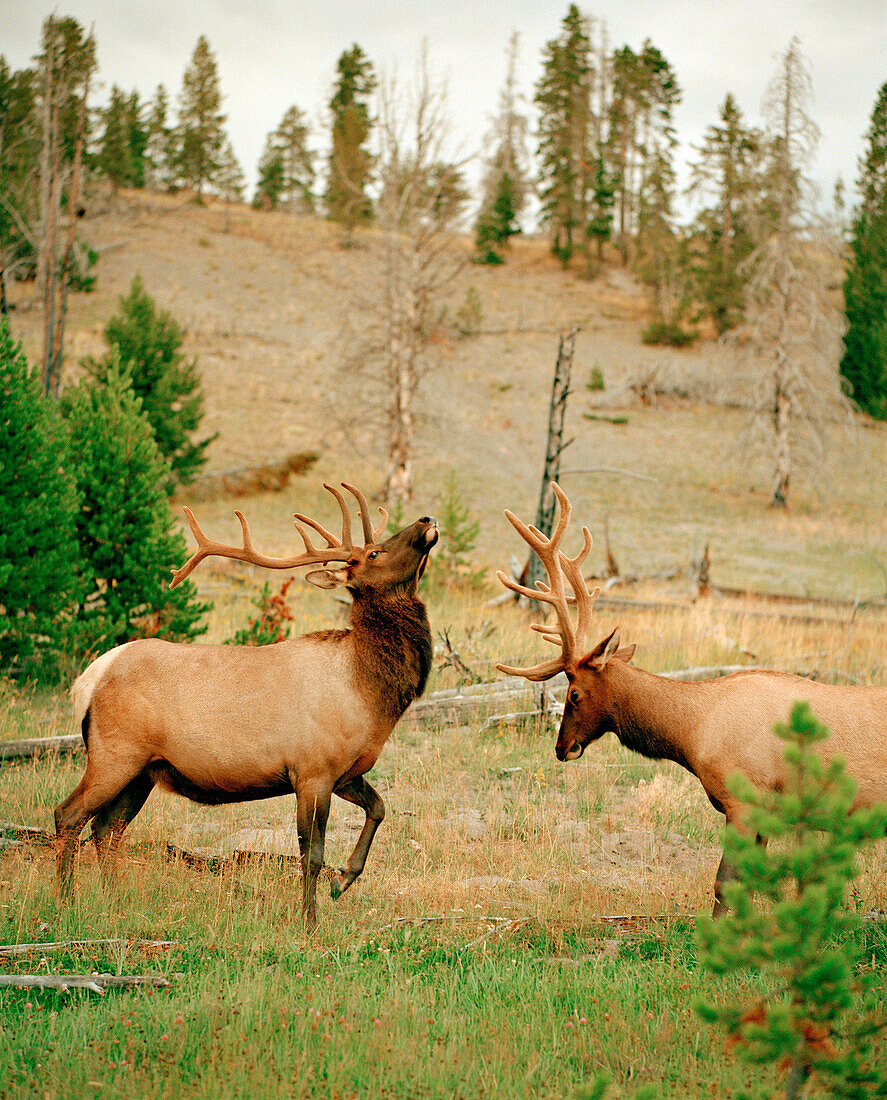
526 328 578 591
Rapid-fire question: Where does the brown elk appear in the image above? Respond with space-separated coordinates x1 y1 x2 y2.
496 484 887 914
56 482 438 929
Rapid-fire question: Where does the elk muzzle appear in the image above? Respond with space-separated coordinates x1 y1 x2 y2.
555 718 586 762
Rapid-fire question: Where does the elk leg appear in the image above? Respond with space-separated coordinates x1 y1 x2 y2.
91 772 155 871
330 775 386 900
713 830 767 918
55 758 149 898
295 783 331 932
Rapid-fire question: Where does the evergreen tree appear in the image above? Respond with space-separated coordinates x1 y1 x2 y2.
95 85 147 190
254 104 314 211
254 137 285 209
688 94 762 333
216 138 245 203
83 276 216 490
0 59 39 290
474 33 530 264
61 362 209 649
585 151 617 265
0 319 81 678
324 44 376 234
608 40 680 264
840 81 887 419
173 36 227 199
697 702 887 1098
474 171 521 263
535 4 593 265
144 83 173 191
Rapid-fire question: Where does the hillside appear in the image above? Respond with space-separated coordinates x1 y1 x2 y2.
9 191 887 599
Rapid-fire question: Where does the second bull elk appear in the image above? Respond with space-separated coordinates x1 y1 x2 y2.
55 482 439 929
496 484 887 914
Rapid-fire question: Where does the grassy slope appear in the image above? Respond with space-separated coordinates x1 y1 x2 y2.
3 195 886 1097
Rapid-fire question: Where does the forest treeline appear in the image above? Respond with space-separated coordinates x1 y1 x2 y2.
0 7 885 415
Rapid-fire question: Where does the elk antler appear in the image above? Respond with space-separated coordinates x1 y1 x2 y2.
169 482 389 588
495 483 599 681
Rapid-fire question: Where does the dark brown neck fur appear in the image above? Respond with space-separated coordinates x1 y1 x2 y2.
348 587 433 720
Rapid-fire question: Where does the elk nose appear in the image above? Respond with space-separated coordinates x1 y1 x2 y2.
419 516 437 525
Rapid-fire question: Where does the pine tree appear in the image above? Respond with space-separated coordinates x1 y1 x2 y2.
535 4 593 265
474 33 530 264
324 44 376 234
60 362 209 649
840 81 887 419
144 83 173 191
0 319 81 679
254 104 314 211
696 702 887 1099
688 94 762 334
216 138 244 203
95 85 147 190
0 59 39 290
83 276 216 490
254 138 285 209
173 36 227 199
474 172 521 263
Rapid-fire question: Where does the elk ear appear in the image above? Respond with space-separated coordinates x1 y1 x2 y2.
305 568 350 590
614 643 636 663
579 628 621 670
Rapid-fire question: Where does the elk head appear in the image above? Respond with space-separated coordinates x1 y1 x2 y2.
170 481 438 596
494 483 635 761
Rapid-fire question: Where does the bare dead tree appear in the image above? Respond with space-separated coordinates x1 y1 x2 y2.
363 56 470 505
732 39 850 507
526 328 578 590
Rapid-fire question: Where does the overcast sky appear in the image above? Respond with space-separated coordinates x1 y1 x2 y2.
4 1 886 218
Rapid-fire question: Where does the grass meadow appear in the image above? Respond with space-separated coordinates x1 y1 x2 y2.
2 549 886 1097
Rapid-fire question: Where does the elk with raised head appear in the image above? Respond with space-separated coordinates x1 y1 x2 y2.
496 484 887 914
56 482 439 929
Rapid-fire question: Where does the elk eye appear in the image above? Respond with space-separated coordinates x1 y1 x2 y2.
368 550 380 561
569 690 580 706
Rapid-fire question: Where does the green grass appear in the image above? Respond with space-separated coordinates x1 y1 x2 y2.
3 894 885 1099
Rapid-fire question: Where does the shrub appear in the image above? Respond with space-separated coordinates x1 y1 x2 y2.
424 473 486 592
226 578 296 646
454 285 483 336
586 365 605 391
0 320 82 680
83 276 216 491
696 702 887 1098
61 361 210 652
641 318 698 347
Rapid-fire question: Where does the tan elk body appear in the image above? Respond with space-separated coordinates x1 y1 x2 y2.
56 483 439 928
497 484 887 913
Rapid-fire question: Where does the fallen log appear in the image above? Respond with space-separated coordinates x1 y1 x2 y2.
0 824 54 846
0 973 170 993
0 735 83 762
0 939 172 957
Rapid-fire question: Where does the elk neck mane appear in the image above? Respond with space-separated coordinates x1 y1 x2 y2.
348 586 433 719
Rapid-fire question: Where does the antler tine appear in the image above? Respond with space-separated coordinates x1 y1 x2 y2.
495 483 596 680
372 506 389 543
169 507 215 588
321 483 354 549
341 482 376 545
169 492 359 590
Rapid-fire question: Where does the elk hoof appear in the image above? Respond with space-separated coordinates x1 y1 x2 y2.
330 878 343 900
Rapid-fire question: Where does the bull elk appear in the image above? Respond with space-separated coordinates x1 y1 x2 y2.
55 482 439 929
496 484 887 914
